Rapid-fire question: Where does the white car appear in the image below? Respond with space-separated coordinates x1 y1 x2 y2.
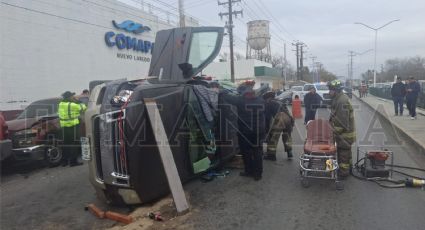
301 83 331 106
314 83 332 105
290 85 304 101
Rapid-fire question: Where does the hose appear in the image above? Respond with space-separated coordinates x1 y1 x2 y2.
392 170 425 180
350 157 422 188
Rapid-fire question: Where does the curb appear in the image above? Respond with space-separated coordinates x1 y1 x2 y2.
353 93 425 155
373 97 425 116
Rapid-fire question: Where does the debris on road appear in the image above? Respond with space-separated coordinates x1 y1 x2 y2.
148 212 163 221
85 203 133 225
201 170 230 183
106 195 193 230
105 211 133 225
85 203 105 219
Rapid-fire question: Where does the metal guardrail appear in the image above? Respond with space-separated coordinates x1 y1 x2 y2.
368 87 425 109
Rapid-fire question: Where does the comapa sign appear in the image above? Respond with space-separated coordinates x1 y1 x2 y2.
104 20 154 53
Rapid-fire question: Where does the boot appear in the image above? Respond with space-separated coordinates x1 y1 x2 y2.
287 150 293 160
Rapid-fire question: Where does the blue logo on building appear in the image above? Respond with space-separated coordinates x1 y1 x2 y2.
105 20 154 54
112 20 151 34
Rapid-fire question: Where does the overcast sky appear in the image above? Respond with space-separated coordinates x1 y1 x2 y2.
125 0 425 79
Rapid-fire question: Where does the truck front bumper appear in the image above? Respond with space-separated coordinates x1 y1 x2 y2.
12 145 46 161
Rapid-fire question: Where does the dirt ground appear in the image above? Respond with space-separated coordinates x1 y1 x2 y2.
104 194 194 230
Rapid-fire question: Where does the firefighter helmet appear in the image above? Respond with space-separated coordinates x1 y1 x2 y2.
327 80 343 91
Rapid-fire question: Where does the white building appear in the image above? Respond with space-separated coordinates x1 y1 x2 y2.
203 59 283 89
0 0 197 108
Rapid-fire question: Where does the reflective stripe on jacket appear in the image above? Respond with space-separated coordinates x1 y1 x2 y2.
58 101 87 127
330 92 356 143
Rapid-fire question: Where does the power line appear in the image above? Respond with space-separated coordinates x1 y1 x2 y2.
1 1 111 29
241 0 286 43
257 0 297 40
218 0 243 83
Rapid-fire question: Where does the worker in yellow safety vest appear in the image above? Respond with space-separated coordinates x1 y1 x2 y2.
58 91 87 166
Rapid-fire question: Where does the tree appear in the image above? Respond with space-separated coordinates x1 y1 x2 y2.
219 52 228 62
271 54 284 68
234 52 244 61
361 56 425 83
319 70 337 82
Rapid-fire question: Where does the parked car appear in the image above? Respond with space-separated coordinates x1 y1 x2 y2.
0 113 12 161
6 96 88 166
275 90 293 104
300 83 331 106
343 87 353 99
290 85 303 101
314 83 332 105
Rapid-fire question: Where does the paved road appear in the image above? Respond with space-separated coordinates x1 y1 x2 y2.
0 161 124 230
1 97 425 230
185 97 425 230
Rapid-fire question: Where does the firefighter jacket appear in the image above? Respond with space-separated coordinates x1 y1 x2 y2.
58 101 87 127
265 99 293 132
330 92 355 143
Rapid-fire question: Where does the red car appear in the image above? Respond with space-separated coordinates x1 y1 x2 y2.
0 113 12 161
6 96 87 166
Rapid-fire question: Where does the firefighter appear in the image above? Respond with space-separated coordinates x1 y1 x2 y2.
263 91 294 161
327 80 356 178
58 91 87 166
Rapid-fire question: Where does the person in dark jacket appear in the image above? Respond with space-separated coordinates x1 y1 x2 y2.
223 87 265 180
406 76 421 119
391 76 406 116
303 85 322 124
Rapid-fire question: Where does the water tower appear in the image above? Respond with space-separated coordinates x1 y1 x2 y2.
246 20 271 63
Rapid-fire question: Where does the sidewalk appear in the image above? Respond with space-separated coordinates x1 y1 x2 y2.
353 91 425 154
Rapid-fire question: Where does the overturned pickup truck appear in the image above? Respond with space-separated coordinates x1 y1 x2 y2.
83 27 242 205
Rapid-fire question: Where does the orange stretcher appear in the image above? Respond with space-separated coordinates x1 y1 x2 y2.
299 119 343 189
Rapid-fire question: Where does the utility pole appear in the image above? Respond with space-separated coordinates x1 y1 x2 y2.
178 0 185 27
299 42 306 81
310 56 317 82
219 0 242 83
348 51 355 83
283 42 287 87
292 42 300 81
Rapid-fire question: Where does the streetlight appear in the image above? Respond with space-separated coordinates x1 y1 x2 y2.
354 19 400 87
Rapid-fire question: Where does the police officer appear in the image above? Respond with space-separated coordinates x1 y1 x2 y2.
58 91 87 166
327 80 355 178
263 91 294 161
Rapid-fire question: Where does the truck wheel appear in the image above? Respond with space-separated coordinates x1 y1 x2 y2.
45 146 63 167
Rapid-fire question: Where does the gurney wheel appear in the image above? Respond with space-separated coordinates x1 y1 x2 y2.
301 178 310 188
335 181 344 190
